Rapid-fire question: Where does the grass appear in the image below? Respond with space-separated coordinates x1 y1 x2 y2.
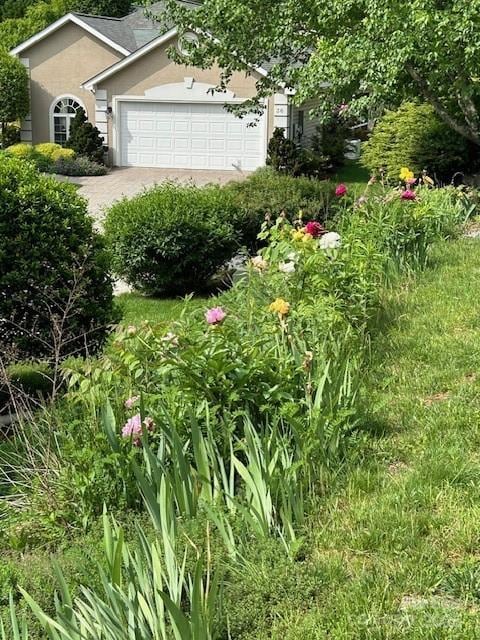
334 159 371 191
260 236 480 638
116 292 210 324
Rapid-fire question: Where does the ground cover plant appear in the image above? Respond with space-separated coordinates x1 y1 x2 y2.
0 171 476 638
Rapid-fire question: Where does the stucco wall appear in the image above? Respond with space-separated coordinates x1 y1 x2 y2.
98 39 275 161
22 22 122 143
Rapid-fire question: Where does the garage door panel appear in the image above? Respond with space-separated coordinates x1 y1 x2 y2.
119 101 265 170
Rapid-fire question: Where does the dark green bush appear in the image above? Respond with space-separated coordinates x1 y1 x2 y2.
311 116 350 170
224 167 334 249
66 107 105 164
0 157 118 362
51 155 108 176
104 182 240 295
362 101 476 182
266 127 301 175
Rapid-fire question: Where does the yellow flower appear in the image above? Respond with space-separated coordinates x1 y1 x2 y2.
269 298 290 316
399 167 414 182
302 233 314 243
291 229 305 241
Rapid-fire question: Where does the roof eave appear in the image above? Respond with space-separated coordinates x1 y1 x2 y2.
10 12 131 57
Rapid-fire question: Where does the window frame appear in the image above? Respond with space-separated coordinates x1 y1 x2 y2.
49 95 86 145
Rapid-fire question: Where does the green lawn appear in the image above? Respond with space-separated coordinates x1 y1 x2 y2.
268 236 480 638
116 292 211 325
114 237 480 638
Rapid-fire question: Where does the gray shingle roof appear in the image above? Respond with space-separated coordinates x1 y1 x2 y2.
73 0 201 52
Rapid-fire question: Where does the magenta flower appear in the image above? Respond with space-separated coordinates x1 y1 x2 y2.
401 189 417 201
205 306 226 325
304 221 325 238
335 184 347 197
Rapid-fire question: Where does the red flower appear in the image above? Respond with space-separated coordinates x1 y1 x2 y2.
304 221 325 238
401 189 416 201
335 183 347 197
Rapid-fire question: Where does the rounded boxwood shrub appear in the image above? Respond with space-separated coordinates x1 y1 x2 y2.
104 182 239 295
224 167 333 250
0 157 119 362
362 101 476 182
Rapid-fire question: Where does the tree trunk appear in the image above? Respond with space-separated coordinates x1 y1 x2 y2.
406 65 480 145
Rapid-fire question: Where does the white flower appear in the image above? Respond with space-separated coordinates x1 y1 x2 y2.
319 232 341 250
251 255 268 272
287 251 298 262
279 261 296 274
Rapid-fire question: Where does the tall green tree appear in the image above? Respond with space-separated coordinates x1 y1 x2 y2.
163 0 480 145
0 51 29 147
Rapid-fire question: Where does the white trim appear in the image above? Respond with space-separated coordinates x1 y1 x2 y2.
49 94 87 144
82 28 178 89
82 27 272 91
111 94 268 169
10 13 130 57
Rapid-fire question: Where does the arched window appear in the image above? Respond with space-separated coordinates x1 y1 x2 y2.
50 96 85 145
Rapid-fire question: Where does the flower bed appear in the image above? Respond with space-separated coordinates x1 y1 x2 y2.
3 180 475 639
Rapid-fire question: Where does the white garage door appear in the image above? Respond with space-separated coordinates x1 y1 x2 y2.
118 101 266 171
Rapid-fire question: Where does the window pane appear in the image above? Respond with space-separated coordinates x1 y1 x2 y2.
54 116 67 145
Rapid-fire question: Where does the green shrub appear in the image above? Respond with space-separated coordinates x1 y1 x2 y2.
6 362 53 396
266 127 301 174
66 107 105 164
50 155 108 176
6 142 32 159
34 143 75 162
104 182 240 295
0 156 118 362
224 167 333 249
362 101 476 182
0 124 20 148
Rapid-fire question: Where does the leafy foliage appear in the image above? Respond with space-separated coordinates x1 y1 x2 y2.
66 107 105 164
0 51 29 146
104 182 240 295
0 156 118 362
362 102 476 182
162 0 480 145
224 167 334 249
266 127 301 174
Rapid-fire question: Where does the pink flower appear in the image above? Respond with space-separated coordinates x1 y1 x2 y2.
124 395 140 409
122 413 143 445
205 306 226 325
406 177 417 186
304 221 325 238
335 184 347 197
401 189 417 201
122 414 155 445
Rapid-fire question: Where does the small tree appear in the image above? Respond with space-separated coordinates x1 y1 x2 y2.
67 107 105 163
266 127 300 175
0 52 29 149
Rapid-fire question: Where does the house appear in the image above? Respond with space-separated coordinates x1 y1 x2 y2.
10 1 317 171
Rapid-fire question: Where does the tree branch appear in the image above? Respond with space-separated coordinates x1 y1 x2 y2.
406 64 480 145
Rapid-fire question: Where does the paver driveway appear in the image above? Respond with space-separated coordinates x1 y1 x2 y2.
64 166 249 223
